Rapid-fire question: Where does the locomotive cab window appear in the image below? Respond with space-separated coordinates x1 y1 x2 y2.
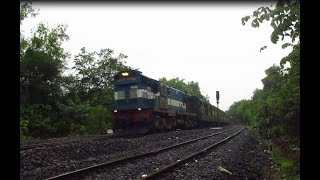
130 85 138 89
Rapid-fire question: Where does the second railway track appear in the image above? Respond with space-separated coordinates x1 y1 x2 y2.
20 133 118 151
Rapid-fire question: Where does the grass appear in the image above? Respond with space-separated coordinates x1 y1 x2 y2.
271 142 300 180
247 125 300 180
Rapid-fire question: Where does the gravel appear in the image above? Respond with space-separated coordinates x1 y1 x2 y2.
20 125 235 179
86 127 242 180
20 125 274 179
157 128 275 179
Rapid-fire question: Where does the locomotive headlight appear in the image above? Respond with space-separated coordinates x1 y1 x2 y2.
138 108 142 111
114 110 117 113
122 72 129 76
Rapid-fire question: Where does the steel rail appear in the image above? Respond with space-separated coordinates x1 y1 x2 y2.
44 127 238 180
142 128 245 179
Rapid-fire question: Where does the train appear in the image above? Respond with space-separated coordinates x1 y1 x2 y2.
112 70 229 133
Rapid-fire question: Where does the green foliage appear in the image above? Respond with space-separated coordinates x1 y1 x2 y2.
231 4 300 177
241 16 250 25
281 43 293 49
159 77 209 102
20 3 69 138
20 104 58 138
271 125 285 136
56 96 94 135
231 0 300 154
73 47 129 98
20 1 38 25
242 0 300 49
20 4 132 139
58 47 131 135
272 146 300 179
20 117 29 140
228 60 299 140
259 45 267 52
20 22 70 106
70 123 87 135
20 1 38 61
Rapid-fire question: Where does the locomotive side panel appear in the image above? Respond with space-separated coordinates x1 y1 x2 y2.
112 70 229 132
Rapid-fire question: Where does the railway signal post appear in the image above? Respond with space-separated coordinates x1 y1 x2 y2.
216 91 219 127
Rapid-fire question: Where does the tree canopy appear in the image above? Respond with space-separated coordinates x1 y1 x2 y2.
229 0 300 149
20 2 132 139
159 77 210 102
241 0 300 45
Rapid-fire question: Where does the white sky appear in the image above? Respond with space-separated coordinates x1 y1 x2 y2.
21 2 292 111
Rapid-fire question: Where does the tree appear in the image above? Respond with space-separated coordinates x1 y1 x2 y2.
20 1 38 62
236 0 300 145
20 23 69 104
20 2 70 138
72 47 130 102
59 47 132 134
241 0 300 45
20 1 37 24
159 77 209 102
20 2 134 138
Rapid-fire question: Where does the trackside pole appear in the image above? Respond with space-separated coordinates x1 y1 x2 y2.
265 104 272 152
216 91 219 127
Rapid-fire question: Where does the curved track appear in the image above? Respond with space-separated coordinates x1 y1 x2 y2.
143 128 244 179
44 127 242 179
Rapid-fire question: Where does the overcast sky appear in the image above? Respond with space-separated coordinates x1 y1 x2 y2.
21 2 292 111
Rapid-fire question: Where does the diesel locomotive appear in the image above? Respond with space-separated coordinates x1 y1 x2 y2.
112 70 228 133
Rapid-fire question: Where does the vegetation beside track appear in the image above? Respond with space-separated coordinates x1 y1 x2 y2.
228 1 300 178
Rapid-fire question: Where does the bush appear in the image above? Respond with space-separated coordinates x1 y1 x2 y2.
20 117 29 140
20 104 57 138
271 125 285 137
70 123 87 135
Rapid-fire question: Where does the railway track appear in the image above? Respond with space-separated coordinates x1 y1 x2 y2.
20 142 60 151
20 134 117 151
143 128 244 179
44 127 243 179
